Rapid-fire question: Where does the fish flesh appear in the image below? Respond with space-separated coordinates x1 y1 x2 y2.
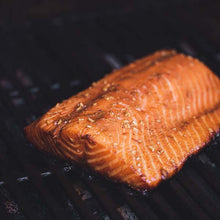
25 50 220 190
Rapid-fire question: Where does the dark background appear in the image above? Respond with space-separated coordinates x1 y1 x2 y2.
0 1 220 219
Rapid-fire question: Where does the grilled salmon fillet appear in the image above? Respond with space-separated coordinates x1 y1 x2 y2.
25 50 220 190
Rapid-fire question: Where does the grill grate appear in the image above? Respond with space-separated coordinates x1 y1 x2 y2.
0 7 220 220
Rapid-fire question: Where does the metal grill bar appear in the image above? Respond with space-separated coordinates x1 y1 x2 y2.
165 179 210 219
119 188 159 220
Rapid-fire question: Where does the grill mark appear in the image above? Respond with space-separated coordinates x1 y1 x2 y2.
84 110 106 123
176 102 220 132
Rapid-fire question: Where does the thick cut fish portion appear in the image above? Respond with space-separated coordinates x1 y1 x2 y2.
25 50 220 190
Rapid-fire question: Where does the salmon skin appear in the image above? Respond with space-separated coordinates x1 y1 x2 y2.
25 50 220 190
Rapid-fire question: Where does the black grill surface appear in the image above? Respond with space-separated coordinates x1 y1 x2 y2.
0 5 220 220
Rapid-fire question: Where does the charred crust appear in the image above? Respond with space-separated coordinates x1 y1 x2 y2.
81 134 96 145
148 72 162 80
86 110 106 122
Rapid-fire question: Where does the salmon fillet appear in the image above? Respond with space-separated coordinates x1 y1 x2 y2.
25 50 220 190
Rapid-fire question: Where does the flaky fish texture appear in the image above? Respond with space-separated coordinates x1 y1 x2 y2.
25 50 220 190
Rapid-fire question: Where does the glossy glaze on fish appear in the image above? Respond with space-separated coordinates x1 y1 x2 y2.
25 50 220 190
